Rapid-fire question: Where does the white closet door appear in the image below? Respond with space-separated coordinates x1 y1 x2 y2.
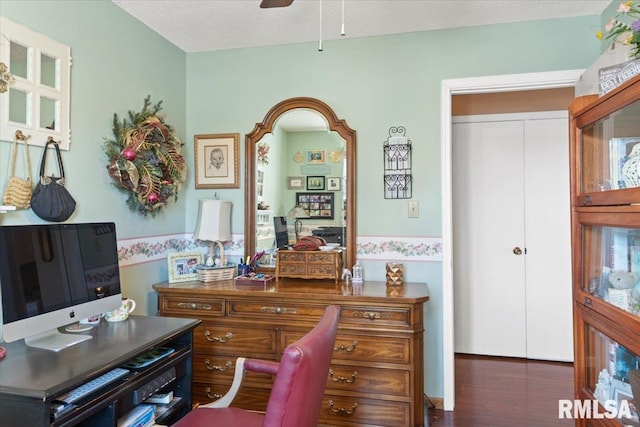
452 113 573 361
523 117 573 361
453 120 527 358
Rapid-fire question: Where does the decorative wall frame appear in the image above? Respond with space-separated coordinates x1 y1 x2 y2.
287 176 304 189
296 192 334 219
306 150 326 164
383 126 412 199
327 177 341 191
306 176 325 190
168 251 204 283
194 133 240 188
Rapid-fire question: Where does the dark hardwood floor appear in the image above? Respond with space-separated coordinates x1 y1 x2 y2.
428 353 575 427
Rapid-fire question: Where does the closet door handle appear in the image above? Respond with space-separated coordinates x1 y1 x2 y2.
513 247 523 255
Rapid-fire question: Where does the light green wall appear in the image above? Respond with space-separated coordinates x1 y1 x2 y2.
1 0 607 399
0 1 187 313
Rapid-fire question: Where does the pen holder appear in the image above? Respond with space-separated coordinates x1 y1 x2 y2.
238 264 254 276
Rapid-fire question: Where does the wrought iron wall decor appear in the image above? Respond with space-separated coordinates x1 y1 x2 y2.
383 126 412 199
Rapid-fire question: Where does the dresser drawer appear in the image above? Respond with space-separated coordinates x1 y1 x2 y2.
192 382 272 410
283 331 411 365
307 252 338 264
192 354 274 385
319 395 411 427
277 251 306 262
308 264 337 276
158 295 225 317
194 323 277 356
228 299 328 321
326 365 410 398
278 264 306 275
340 305 411 328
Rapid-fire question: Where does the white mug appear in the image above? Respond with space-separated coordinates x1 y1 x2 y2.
105 298 136 322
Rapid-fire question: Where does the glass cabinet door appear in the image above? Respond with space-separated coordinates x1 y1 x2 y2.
575 79 640 205
582 323 639 425
582 223 640 319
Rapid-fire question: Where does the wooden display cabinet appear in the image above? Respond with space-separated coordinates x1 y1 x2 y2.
570 75 640 426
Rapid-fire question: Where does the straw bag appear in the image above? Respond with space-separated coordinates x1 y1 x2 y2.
2 130 33 209
30 138 76 222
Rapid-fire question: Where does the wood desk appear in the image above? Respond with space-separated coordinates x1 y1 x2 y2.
0 315 199 427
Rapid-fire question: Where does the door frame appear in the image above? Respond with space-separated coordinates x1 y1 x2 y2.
440 69 584 411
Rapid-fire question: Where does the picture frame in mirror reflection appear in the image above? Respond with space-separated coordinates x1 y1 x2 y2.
306 150 325 164
306 176 325 190
327 177 341 191
194 133 240 188
287 176 304 190
296 192 334 219
168 251 204 283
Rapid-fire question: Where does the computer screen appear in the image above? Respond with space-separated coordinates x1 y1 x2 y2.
0 222 122 351
273 216 289 249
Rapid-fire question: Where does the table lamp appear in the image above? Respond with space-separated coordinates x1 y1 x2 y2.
287 204 308 242
193 199 232 267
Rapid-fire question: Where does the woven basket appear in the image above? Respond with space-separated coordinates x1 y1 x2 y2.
196 264 236 282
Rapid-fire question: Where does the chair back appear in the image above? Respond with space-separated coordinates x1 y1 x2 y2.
262 304 341 427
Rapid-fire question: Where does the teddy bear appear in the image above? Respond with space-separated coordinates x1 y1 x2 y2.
607 270 640 314
608 270 640 290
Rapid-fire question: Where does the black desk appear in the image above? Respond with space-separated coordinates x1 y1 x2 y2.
0 315 199 426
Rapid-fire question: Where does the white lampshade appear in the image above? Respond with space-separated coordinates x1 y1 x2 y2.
194 199 232 266
194 199 232 242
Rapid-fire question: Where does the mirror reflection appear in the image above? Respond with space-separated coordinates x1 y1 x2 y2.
245 97 356 271
255 114 346 261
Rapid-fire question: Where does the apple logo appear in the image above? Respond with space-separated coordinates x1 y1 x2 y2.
70 311 76 318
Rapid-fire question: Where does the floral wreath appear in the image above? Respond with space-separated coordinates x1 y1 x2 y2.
103 95 186 216
257 141 270 165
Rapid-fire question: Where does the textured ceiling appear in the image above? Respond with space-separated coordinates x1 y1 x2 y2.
112 0 611 53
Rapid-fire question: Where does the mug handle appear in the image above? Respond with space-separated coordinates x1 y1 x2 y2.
125 299 136 313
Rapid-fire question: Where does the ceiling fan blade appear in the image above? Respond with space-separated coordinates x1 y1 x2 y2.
260 0 294 8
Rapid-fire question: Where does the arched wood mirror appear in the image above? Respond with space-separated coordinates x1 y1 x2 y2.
245 97 356 271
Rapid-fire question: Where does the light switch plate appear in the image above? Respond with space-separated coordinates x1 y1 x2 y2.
408 201 419 218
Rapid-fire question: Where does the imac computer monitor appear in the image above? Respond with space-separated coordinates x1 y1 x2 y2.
273 216 289 249
0 222 122 351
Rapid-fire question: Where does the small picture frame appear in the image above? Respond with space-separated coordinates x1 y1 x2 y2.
327 177 341 191
306 150 325 164
296 192 334 219
194 133 240 189
168 251 204 283
306 176 325 190
287 176 304 190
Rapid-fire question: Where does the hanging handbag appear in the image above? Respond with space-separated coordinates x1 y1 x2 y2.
30 138 77 222
2 130 33 209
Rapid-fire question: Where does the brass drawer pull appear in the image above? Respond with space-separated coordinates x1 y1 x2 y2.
260 306 297 314
363 311 381 320
204 330 233 343
334 341 358 352
205 388 223 400
177 302 212 310
328 400 358 415
329 369 358 384
204 359 232 372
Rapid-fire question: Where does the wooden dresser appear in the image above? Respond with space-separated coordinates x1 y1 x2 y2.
153 279 429 427
275 249 343 282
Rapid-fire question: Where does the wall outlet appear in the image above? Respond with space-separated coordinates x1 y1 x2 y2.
408 201 419 218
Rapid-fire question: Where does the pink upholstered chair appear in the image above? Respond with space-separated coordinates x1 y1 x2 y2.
172 304 341 427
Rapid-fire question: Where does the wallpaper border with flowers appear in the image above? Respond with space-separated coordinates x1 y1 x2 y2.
116 233 442 268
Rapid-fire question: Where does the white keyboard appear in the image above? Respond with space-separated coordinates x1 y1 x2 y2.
58 367 130 404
